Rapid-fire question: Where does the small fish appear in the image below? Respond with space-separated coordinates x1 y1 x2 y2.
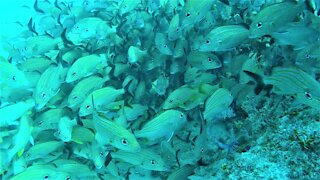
68 75 105 108
151 73 170 96
127 46 148 64
65 54 106 83
119 0 141 15
198 25 249 52
17 57 53 73
163 86 204 110
179 0 213 29
55 116 77 142
7 113 33 163
25 141 64 161
120 104 148 122
167 14 182 41
167 164 195 180
0 60 30 88
90 141 109 169
111 149 168 171
22 35 63 58
203 88 234 122
11 164 70 180
135 110 187 141
264 67 320 97
34 64 64 110
67 17 117 45
249 1 304 38
187 51 221 70
53 159 98 179
79 87 125 116
93 113 141 152
295 92 320 110
34 108 72 131
71 126 95 144
155 33 174 55
0 99 35 127
271 23 320 50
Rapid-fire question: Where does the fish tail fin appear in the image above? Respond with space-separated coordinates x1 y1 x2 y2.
243 70 265 95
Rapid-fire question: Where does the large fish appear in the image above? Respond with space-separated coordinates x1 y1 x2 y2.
198 25 249 52
249 1 304 38
135 110 187 141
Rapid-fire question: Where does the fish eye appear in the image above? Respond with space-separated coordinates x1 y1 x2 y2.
66 177 70 180
41 92 46 98
151 160 156 165
99 152 104 157
206 40 210 44
256 22 262 28
12 76 16 81
169 99 173 103
72 72 76 76
304 91 312 99
163 44 167 48
305 54 310 59
73 96 77 99
86 105 90 109
76 26 79 29
85 29 88 32
39 121 43 125
44 175 49 179
176 28 179 32
179 113 184 118
186 12 191 17
121 138 128 145
208 58 212 62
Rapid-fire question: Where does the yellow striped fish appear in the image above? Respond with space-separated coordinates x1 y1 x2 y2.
203 88 234 122
111 149 168 171
134 110 187 141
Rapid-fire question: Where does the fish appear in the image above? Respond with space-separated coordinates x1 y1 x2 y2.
34 64 64 110
22 35 63 58
127 46 148 64
249 1 304 38
67 75 105 108
90 141 109 169
0 59 30 89
111 149 168 171
198 25 249 52
71 126 95 144
93 113 141 152
187 51 221 70
53 159 98 179
11 164 70 180
203 88 234 122
119 0 141 15
79 87 125 116
179 0 213 29
0 99 35 127
271 23 320 49
135 110 187 141
7 113 33 164
155 33 174 55
55 116 77 142
167 14 182 41
65 54 106 83
167 164 195 180
151 73 170 96
163 86 204 110
67 17 117 46
33 108 72 132
25 141 64 161
120 104 148 122
17 57 53 73
264 67 320 97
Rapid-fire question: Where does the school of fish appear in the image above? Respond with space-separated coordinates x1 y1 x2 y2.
0 0 319 179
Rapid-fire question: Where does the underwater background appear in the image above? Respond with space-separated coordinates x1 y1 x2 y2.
0 0 320 179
